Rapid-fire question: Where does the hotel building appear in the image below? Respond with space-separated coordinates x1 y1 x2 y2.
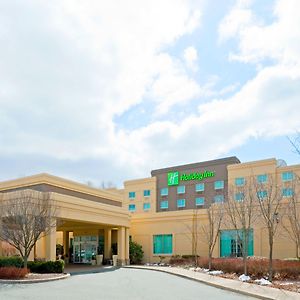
0 157 299 264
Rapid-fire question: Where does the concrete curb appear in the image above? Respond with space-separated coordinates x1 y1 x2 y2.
123 266 299 300
0 273 70 284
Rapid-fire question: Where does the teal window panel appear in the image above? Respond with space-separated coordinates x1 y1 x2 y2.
282 171 294 182
153 234 173 254
195 183 205 192
257 190 268 199
129 192 136 199
235 192 244 201
177 185 185 194
257 174 268 183
144 190 151 197
160 200 168 209
195 197 205 206
220 229 253 257
160 187 168 196
235 177 245 186
128 204 136 211
214 194 224 203
143 202 151 210
177 199 185 208
214 180 224 190
282 188 294 197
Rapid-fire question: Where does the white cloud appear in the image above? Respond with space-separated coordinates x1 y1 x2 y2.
183 46 198 70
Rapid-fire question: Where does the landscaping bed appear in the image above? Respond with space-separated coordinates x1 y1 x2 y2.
168 256 300 293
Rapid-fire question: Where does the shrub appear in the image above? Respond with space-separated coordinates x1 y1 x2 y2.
27 260 64 273
169 255 194 265
129 240 144 264
0 267 29 279
0 256 24 268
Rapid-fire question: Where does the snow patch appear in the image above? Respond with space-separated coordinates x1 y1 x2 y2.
207 270 223 275
239 274 251 282
255 278 272 285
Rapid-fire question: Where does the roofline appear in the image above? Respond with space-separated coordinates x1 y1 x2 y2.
151 156 240 176
0 173 122 203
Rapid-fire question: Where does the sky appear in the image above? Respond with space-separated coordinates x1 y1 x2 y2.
0 0 299 188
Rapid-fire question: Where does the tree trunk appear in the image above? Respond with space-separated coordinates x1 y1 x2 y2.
23 255 28 269
208 251 212 270
269 240 273 282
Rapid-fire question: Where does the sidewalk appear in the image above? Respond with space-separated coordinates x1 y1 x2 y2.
124 265 299 300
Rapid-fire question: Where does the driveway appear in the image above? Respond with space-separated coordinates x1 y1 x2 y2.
0 268 256 300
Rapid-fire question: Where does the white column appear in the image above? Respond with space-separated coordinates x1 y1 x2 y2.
45 219 56 261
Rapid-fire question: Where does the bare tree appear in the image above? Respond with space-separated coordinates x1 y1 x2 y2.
200 203 224 270
225 178 258 275
281 176 300 259
183 208 201 267
288 132 300 156
255 174 283 282
0 190 57 268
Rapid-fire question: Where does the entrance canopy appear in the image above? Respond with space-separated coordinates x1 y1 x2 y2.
0 173 130 265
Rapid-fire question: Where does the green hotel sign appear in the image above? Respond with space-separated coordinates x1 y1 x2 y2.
167 170 215 186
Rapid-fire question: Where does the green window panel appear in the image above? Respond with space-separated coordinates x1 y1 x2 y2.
220 229 253 257
195 183 205 192
153 234 173 254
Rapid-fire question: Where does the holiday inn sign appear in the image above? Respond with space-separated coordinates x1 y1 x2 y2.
167 170 215 186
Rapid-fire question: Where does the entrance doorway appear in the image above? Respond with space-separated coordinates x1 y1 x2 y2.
73 236 97 263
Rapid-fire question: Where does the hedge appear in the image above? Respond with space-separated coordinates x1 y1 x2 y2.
0 257 24 268
0 257 64 273
27 261 64 273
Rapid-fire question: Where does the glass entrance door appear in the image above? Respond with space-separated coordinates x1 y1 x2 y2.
73 236 97 263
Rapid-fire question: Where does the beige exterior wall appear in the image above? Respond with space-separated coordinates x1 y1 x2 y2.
124 177 157 214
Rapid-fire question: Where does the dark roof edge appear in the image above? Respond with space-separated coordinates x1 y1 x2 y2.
151 156 240 176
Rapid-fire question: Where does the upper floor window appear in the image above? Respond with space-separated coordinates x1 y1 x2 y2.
177 199 186 208
257 190 268 199
235 177 245 186
257 174 268 184
235 192 244 201
282 188 294 197
143 202 151 210
195 197 205 206
160 187 168 196
177 185 185 194
160 200 169 209
153 234 172 254
144 189 151 197
195 183 205 192
128 191 136 199
214 194 224 203
282 171 294 182
128 204 136 212
214 180 224 190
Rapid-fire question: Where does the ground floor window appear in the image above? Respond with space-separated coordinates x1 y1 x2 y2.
153 234 172 254
220 229 253 257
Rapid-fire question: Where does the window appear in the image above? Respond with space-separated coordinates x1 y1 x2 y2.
257 190 268 199
195 197 205 206
214 180 224 190
235 192 244 201
195 183 205 192
282 188 294 197
160 187 168 196
220 229 253 257
177 199 186 208
257 174 268 183
153 234 173 254
177 185 185 194
235 177 245 186
128 204 136 212
282 171 294 182
214 194 224 203
160 200 168 209
143 189 151 197
128 192 136 199
143 202 151 210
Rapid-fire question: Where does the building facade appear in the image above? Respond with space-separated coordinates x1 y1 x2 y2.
0 157 299 264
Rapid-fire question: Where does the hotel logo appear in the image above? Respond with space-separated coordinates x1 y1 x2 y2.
168 171 179 186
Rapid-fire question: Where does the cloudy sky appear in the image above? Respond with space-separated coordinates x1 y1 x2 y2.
0 0 299 187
